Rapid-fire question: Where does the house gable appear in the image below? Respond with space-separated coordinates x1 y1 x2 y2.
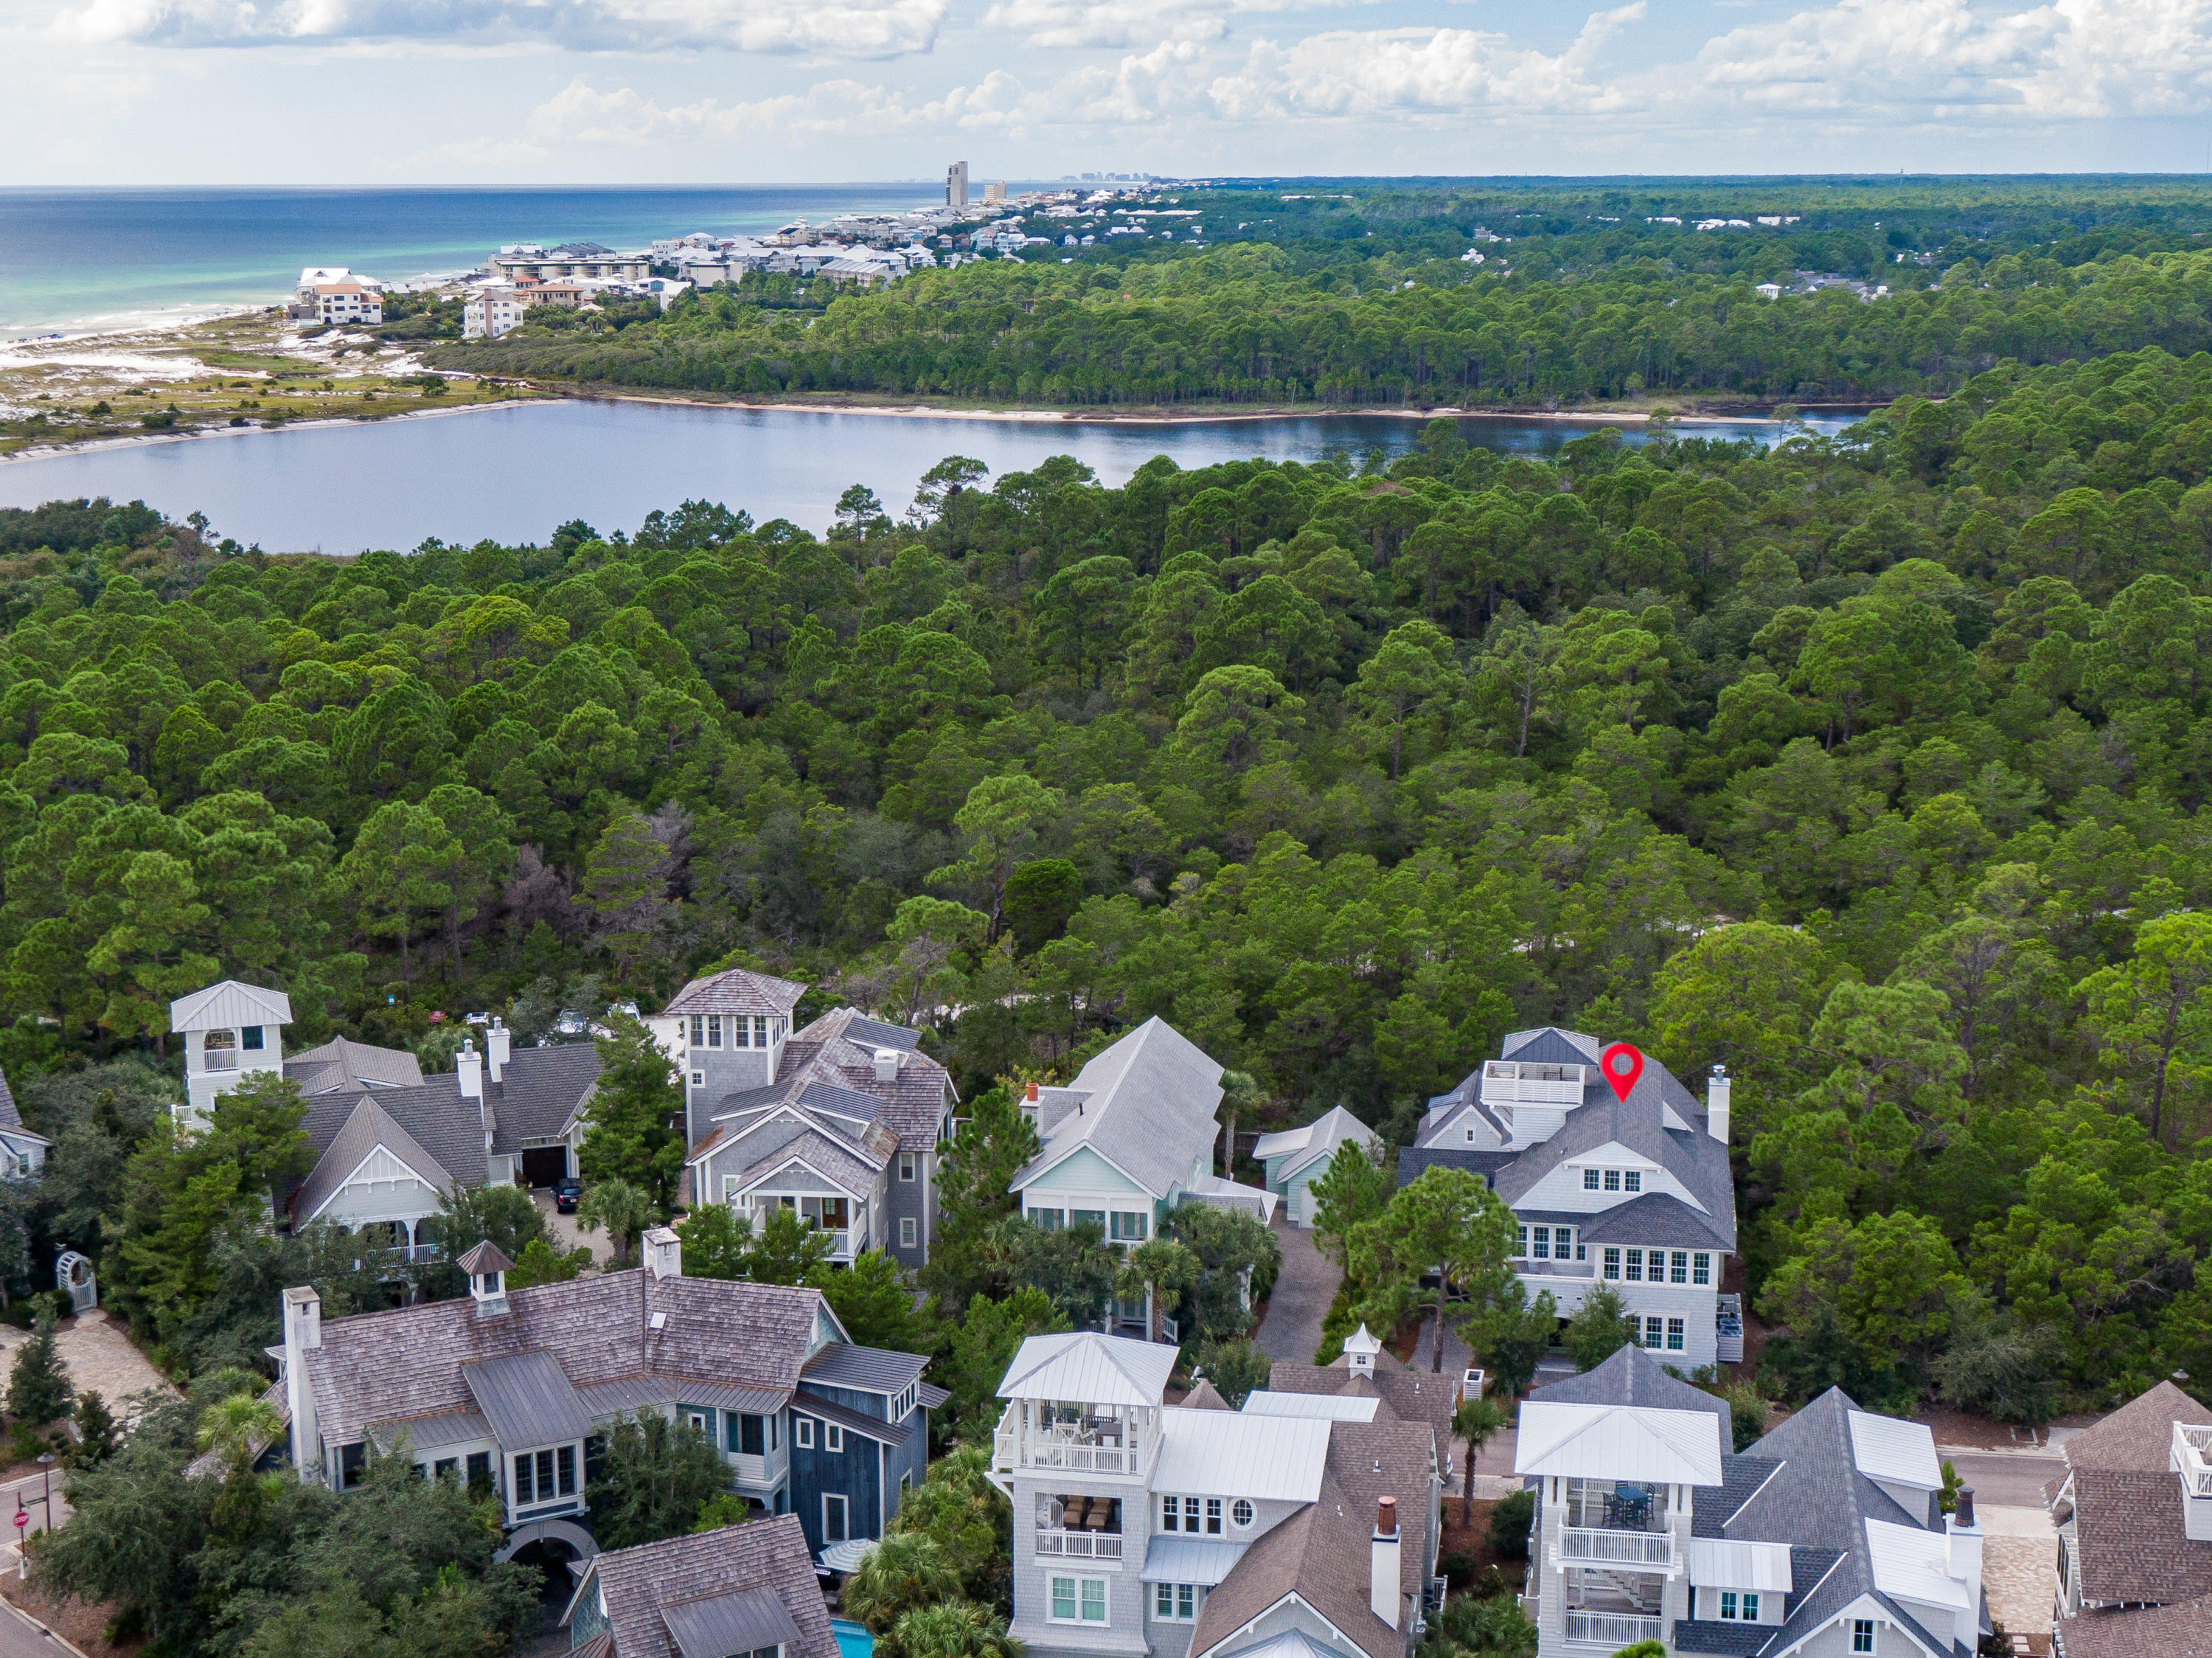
1509 1138 1708 1216
1015 1142 1150 1199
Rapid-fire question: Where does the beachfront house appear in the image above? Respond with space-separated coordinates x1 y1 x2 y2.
986 1330 1443 1658
1253 1106 1379 1229
1516 1345 1986 1657
1401 1028 1736 1368
277 1226 945 1581
1009 1019 1276 1339
463 288 529 339
313 282 383 325
671 969 958 1272
560 1514 837 1658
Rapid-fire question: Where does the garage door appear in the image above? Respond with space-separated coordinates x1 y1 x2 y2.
521 1145 569 1188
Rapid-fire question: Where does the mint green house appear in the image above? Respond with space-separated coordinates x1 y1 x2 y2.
1253 1106 1380 1229
1010 1018 1276 1339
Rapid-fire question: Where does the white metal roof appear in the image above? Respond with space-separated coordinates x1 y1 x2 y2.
1686 1537 1795 1592
170 980 293 1032
1138 1536 1249 1586
1154 1407 1331 1502
1848 1409 1942 1491
1864 1519 1972 1611
1189 1173 1280 1223
1240 1391 1380 1423
1512 1401 1724 1486
997 1332 1176 1407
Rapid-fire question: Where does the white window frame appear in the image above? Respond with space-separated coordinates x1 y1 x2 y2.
900 1216 917 1249
1602 1248 1621 1280
1851 1620 1874 1653
1154 1584 1199 1622
1644 1317 1664 1350
796 1416 815 1449
692 1070 705 1087
1693 1252 1711 1286
822 1492 848 1542
1624 1170 1642 1193
1604 1169 1621 1192
1051 1576 1109 1625
825 1423 844 1453
1231 1499 1253 1529
1582 1168 1600 1190
1671 1251 1688 1284
707 1014 725 1049
1666 1318 1685 1351
900 1153 917 1182
1205 1498 1222 1535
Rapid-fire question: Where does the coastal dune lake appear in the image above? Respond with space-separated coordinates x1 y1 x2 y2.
0 400 1859 549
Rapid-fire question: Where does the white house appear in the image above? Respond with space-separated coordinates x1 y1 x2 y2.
313 282 383 325
1517 1346 1986 1658
464 288 531 339
1405 1028 1736 1368
171 979 293 1123
2051 1380 2212 1657
1011 1019 1276 1338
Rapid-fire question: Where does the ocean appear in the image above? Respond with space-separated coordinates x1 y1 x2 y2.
0 184 973 337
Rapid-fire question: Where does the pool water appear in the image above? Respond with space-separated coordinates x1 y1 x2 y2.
833 1619 874 1658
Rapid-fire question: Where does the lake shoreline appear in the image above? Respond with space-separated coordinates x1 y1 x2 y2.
0 396 550 467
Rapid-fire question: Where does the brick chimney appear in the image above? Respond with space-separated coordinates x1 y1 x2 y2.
1371 1496 1401 1628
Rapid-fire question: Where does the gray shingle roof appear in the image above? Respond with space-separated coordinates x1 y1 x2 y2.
1012 1017 1223 1201
285 1035 425 1095
1576 1192 1735 1251
2063 1380 2212 1608
1265 1359 1455 1442
664 968 810 1019
726 1125 883 1201
802 1345 928 1394
0 1067 24 1131
2058 1596 2212 1658
785 1007 955 1149
1528 1342 1733 1428
1396 1147 1518 1187
291 1097 457 1224
1694 1456 1784 1534
563 1514 837 1658
487 1041 605 1151
2067 1379 2212 1471
1672 1622 1774 1656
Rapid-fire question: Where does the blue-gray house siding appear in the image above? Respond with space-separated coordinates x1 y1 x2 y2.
787 1383 928 1556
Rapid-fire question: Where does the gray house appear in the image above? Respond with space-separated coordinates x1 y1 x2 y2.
2051 1379 2212 1658
562 1513 837 1658
672 971 957 1271
278 1227 942 1579
0 1070 50 1179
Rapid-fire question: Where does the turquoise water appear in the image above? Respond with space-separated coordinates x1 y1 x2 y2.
0 186 975 337
0 403 1859 548
833 1618 874 1658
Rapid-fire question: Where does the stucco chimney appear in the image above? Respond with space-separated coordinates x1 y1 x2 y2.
644 1225 683 1280
1708 1064 1731 1144
1371 1496 1401 1628
874 1047 900 1085
282 1286 321 1482
486 1020 509 1083
457 1040 483 1102
1946 1489 1982 1650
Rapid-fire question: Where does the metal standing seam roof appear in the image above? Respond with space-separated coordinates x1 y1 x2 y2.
1138 1537 1250 1586
1240 1392 1380 1423
368 1409 493 1454
1686 1536 1795 1592
794 1390 919 1447
1864 1518 1974 1611
462 1350 602 1449
169 979 293 1031
1011 1016 1224 1200
661 1586 804 1658
998 1331 1178 1406
1253 1106 1377 1172
1513 1401 1726 1486
578 1377 792 1418
802 1345 928 1393
841 1016 923 1051
1847 1409 1943 1491
1154 1409 1332 1503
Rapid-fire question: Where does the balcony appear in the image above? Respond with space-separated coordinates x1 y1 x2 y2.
1481 1060 1587 1109
1035 1530 1123 1559
1557 1526 1674 1568
1516 1258 1596 1280
2177 1423 2212 1496
992 1403 1150 1477
1564 1611 1662 1648
727 1446 790 1489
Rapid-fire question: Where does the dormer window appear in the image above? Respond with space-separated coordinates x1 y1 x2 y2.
1604 1170 1621 1192
1624 1171 1641 1193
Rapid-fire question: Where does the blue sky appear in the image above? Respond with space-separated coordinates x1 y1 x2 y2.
7 0 2212 184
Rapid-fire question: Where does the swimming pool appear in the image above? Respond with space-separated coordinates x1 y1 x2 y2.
833 1619 874 1658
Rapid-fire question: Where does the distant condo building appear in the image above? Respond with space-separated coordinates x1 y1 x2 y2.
488 242 650 283
984 181 1007 203
290 266 383 324
947 160 969 208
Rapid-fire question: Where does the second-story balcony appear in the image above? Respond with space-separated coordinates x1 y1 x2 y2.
1563 1610 1662 1648
1557 1526 1674 1568
2177 1423 2212 1495
1554 1479 1678 1573
1035 1494 1122 1558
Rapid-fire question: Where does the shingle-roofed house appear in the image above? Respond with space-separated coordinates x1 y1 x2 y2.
1011 1019 1276 1338
279 1228 936 1571
285 1035 426 1097
1513 1345 1987 1658
1404 1027 1738 1367
988 1330 1444 1658
673 975 958 1271
2052 1379 2212 1657
563 1514 837 1658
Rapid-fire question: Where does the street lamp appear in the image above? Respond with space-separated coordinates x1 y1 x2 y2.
36 1452 51 1531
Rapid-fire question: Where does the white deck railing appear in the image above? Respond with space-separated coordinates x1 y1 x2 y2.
1035 1530 1123 1558
1563 1611 1663 1647
1557 1526 1673 1567
2175 1423 2212 1495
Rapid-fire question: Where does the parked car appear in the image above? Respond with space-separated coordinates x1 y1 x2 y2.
554 1177 582 1213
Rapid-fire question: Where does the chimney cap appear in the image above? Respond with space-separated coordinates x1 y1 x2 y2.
1375 1496 1397 1536
1955 1488 1977 1530
1026 1081 1039 1100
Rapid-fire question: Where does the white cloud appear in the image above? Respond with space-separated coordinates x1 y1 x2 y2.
520 67 1046 143
1208 4 1644 120
980 0 1222 52
53 0 946 55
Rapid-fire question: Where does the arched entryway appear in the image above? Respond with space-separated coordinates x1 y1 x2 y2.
495 1517 599 1569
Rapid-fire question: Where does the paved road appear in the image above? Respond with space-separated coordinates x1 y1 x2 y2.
1938 1447 2067 1510
0 1596 83 1658
1253 1218 1339 1365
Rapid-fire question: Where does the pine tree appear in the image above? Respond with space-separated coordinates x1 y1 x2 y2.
577 1013 686 1210
7 1314 73 1426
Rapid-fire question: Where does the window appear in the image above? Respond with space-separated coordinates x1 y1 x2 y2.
796 1418 815 1449
823 1494 848 1543
1583 1168 1601 1190
825 1423 844 1454
1515 1225 1528 1257
692 1071 705 1087
1532 1226 1551 1260
1624 1170 1641 1193
1029 1208 1064 1232
1206 1499 1222 1535
466 1451 491 1497
1466 1128 1477 1143
1743 1595 1759 1620
1185 1497 1201 1530
1231 1499 1253 1528
1071 1209 1106 1234
708 1015 724 1048
1051 1578 1107 1624
1604 1169 1621 1192
1082 1581 1106 1623
1110 1211 1150 1241
1693 1252 1711 1286
1666 1318 1685 1351
1162 1494 1180 1531
1053 1578 1078 1620
1624 1249 1644 1282
685 1407 712 1436
1719 1593 1737 1620
900 1217 917 1249
756 1016 769 1047
1644 1317 1664 1350
241 1025 264 1050
1155 1584 1199 1621
1671 1252 1688 1284
1603 1248 1621 1280
689 1015 703 1045
900 1154 917 1182
338 1442 366 1489
1851 1619 1874 1653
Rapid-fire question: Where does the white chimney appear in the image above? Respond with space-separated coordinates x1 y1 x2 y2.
1022 1081 1040 1124
487 1020 509 1083
1344 1322 1382 1377
1708 1064 1731 1144
1947 1489 1982 1649
1371 1496 1401 1628
457 1040 482 1101
644 1224 683 1280
282 1286 321 1481
874 1047 900 1084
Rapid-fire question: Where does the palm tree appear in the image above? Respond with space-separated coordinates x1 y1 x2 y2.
889 1600 1020 1658
1451 1392 1509 1525
198 1389 284 1480
577 1176 653 1266
1115 1238 1200 1342
841 1531 962 1635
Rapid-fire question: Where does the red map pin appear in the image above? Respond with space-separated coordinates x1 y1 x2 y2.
1599 1042 1644 1103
